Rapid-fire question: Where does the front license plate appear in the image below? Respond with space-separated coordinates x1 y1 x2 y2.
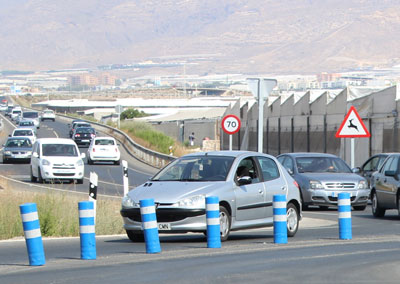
158 223 171 230
82 139 89 142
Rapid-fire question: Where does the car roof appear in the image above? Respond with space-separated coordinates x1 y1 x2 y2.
94 137 115 140
13 127 34 132
35 138 77 145
278 152 339 158
7 136 31 141
182 150 275 159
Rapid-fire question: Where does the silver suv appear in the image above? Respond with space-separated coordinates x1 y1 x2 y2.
277 153 370 210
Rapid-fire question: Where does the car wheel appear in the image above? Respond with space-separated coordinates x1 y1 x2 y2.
126 230 145 242
30 167 37 182
287 202 299 237
38 168 44 183
371 190 385 217
397 193 400 216
76 178 84 184
87 157 93 165
353 205 367 211
219 206 231 242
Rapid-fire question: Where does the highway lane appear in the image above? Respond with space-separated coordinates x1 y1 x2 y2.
0 109 158 197
1 207 400 283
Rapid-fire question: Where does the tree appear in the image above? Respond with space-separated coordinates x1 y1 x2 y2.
120 108 147 120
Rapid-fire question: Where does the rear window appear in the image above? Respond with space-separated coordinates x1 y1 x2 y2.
20 121 34 126
95 139 115 145
42 144 78 157
23 112 39 118
76 128 95 134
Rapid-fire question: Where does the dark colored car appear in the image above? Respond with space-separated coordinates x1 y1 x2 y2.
69 121 91 137
2 136 33 163
370 153 400 217
277 152 370 210
355 153 389 188
72 127 96 146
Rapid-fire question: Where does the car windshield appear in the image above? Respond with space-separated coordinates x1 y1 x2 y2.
42 144 78 156
76 128 95 134
13 130 33 136
296 157 352 173
152 155 235 182
6 139 32 148
23 112 38 118
95 139 115 145
20 122 34 126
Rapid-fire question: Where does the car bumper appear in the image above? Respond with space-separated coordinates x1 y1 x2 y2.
74 139 92 145
3 153 31 161
121 207 207 233
90 153 120 161
303 188 370 206
40 165 84 180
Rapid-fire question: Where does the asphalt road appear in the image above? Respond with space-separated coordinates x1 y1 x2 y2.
0 110 158 198
1 207 400 283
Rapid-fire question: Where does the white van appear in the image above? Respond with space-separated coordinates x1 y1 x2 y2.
30 138 85 184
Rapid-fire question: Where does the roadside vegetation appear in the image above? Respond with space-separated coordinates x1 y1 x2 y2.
0 183 124 240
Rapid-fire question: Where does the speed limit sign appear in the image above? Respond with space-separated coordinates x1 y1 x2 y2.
221 115 241 135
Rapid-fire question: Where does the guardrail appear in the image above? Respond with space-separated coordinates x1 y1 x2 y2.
57 114 176 169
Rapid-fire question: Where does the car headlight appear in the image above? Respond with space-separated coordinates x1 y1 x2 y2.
4 151 11 155
122 195 139 208
174 195 206 208
310 180 324 189
27 151 32 155
42 159 51 166
358 180 368 189
77 159 84 166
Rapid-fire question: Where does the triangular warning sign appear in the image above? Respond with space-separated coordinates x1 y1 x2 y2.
335 106 371 138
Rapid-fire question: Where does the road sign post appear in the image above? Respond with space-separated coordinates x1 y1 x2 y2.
221 115 241 151
247 78 277 153
335 106 371 168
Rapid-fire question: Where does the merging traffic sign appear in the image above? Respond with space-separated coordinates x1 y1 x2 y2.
335 106 371 138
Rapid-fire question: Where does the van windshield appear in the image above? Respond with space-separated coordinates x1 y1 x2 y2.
23 112 39 118
42 144 78 157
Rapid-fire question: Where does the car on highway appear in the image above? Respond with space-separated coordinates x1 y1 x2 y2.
355 153 389 188
87 137 121 165
10 108 22 121
10 128 36 143
5 105 14 116
40 109 55 122
121 151 302 242
277 152 370 210
2 136 33 163
18 119 37 134
72 127 96 146
30 138 85 184
0 103 8 111
370 153 400 217
22 111 40 128
69 121 91 137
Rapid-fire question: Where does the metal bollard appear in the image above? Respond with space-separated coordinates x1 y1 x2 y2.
19 203 45 266
273 194 287 244
78 201 96 260
338 192 352 240
140 199 161 254
122 160 129 196
206 196 221 248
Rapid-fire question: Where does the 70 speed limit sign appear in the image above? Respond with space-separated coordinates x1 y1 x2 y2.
221 115 241 135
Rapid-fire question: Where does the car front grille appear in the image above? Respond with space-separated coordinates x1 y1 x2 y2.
325 182 356 189
11 151 27 154
328 196 356 202
53 173 75 177
53 164 75 169
121 208 205 223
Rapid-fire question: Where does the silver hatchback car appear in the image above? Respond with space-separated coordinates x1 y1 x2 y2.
121 151 302 242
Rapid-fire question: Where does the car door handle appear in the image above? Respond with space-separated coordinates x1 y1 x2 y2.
281 186 286 191
258 189 263 194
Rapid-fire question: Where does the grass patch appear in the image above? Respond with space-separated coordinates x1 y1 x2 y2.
0 184 124 240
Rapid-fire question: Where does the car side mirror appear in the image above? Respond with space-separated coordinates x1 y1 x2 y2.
237 176 252 185
286 167 294 175
80 153 86 159
32 152 39 158
352 167 361 174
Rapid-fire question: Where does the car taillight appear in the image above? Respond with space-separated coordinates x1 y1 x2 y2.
91 134 95 138
293 180 300 190
75 134 80 137
92 148 95 152
115 148 118 152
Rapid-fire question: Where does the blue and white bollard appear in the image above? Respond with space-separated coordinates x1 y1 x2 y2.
273 195 287 244
338 192 352 240
140 199 161 254
206 196 221 248
19 203 45 266
78 201 96 260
